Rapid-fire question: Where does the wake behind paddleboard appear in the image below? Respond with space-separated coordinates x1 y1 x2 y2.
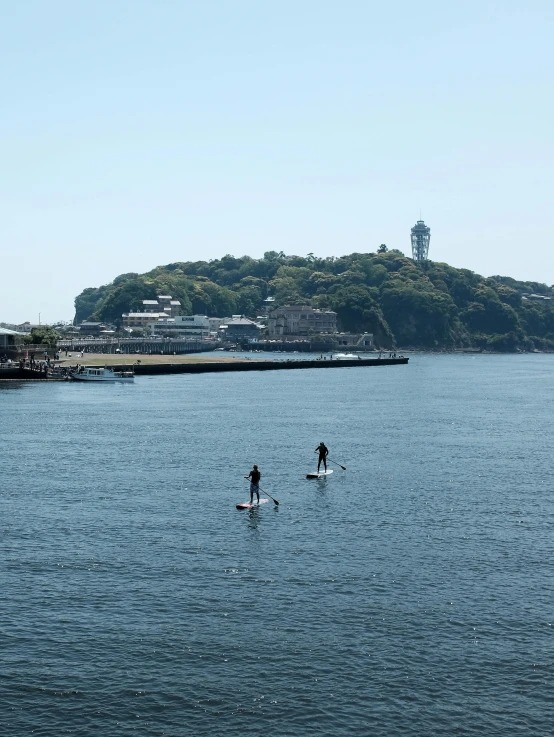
236 498 270 510
306 470 334 479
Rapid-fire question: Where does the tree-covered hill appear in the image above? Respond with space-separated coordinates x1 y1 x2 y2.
74 250 554 351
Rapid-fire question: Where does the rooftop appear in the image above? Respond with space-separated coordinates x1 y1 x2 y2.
223 317 263 327
123 312 169 318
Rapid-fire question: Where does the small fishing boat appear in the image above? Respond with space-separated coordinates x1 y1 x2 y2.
71 366 135 382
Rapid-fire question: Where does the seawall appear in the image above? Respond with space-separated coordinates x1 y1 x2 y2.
124 356 408 375
1 356 408 381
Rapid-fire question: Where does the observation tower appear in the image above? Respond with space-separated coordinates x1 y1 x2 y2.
411 219 431 262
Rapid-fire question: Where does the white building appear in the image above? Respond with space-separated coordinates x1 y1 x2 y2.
149 315 212 339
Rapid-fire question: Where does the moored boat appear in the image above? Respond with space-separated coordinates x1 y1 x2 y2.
71 366 135 382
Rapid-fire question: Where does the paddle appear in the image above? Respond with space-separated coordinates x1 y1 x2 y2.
244 478 279 505
313 451 347 471
260 487 279 506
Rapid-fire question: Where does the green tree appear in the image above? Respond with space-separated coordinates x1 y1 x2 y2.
24 327 61 346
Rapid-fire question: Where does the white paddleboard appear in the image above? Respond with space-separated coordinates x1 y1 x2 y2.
306 470 333 479
236 498 270 510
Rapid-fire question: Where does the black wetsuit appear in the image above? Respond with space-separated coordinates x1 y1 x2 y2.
317 445 328 472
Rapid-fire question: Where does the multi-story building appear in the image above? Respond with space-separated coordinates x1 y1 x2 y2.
149 315 212 339
156 295 182 317
268 306 337 337
220 316 263 342
139 296 181 318
122 312 169 329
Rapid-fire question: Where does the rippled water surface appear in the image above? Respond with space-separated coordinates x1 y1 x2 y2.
1 354 554 736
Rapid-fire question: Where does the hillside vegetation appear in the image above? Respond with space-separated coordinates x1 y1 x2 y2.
74 251 554 351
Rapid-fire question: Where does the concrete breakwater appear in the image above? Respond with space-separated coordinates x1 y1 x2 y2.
1 356 408 380
121 356 408 375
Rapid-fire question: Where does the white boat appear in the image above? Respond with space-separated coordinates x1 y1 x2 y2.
71 366 135 382
334 353 359 359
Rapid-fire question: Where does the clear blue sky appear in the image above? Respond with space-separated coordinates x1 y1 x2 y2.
1 0 553 323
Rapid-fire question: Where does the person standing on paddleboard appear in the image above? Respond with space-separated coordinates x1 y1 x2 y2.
315 442 329 472
244 464 261 504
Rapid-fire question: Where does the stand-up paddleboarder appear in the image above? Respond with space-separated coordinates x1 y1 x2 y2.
244 465 261 504
315 442 329 472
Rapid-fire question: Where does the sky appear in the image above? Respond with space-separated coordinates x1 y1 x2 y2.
1 0 553 324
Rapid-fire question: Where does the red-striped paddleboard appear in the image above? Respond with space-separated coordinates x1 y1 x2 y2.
236 498 270 510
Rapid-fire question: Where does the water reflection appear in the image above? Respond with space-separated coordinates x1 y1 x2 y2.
247 506 260 531
0 381 25 391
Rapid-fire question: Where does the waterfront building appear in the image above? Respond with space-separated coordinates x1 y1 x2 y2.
268 306 337 337
411 219 431 262
150 315 212 339
0 326 24 351
220 316 263 342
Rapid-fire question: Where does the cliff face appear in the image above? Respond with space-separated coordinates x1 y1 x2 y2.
74 251 554 351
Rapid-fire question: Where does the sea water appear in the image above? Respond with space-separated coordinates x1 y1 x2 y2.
1 354 553 736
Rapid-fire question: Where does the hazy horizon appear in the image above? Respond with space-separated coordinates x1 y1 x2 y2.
1 0 553 324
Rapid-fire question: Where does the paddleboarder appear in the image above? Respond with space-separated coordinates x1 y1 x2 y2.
315 442 329 472
244 464 261 505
